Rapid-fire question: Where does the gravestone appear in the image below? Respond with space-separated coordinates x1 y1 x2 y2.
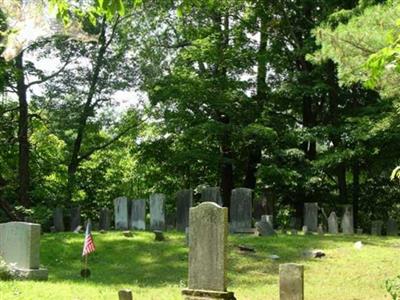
328 212 339 234
0 222 48 280
279 263 304 300
304 203 318 232
371 220 383 236
201 187 223 206
255 215 275 236
176 189 193 231
53 207 64 232
130 199 146 230
118 289 133 300
253 187 275 221
341 205 354 234
289 217 301 231
70 206 81 232
387 218 398 236
114 197 129 230
150 193 165 231
230 188 252 233
99 207 111 230
182 202 235 300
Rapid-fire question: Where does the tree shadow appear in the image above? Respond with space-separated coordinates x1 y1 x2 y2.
41 231 188 286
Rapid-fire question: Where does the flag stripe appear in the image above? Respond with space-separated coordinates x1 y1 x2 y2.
82 221 96 256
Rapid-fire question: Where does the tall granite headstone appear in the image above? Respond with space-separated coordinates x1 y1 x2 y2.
70 206 81 232
341 205 354 234
99 207 111 230
304 203 318 232
386 218 399 236
150 193 165 231
201 187 223 206
0 222 48 280
130 199 146 230
387 218 398 236
328 212 338 234
230 188 252 233
279 263 304 300
53 207 65 232
182 202 235 300
371 220 383 236
176 189 193 231
114 197 129 230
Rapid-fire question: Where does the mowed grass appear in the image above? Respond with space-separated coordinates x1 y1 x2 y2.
0 231 399 300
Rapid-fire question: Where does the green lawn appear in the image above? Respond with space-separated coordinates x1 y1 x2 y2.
0 231 399 299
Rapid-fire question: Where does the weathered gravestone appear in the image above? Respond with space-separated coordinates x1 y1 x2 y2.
99 207 111 231
118 289 133 300
304 203 318 232
53 207 64 232
130 199 146 230
70 206 81 232
387 218 398 236
230 188 252 233
0 222 48 280
176 189 193 231
328 212 339 234
182 202 236 300
341 205 354 234
114 197 129 230
371 220 383 236
253 187 275 221
201 187 223 206
279 263 304 300
255 215 275 236
150 193 165 231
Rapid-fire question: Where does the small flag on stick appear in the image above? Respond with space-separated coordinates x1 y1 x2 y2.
82 220 96 256
81 220 95 278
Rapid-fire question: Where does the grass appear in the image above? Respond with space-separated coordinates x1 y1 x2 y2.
0 231 399 299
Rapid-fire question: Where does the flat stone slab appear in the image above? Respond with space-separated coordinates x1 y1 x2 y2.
182 289 236 300
11 267 48 281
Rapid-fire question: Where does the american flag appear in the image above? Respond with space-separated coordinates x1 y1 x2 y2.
82 220 96 256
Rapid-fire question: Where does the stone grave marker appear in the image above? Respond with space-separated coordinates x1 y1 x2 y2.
130 199 146 230
200 187 223 206
99 207 111 231
341 205 354 234
279 263 304 300
387 218 398 236
0 222 48 280
114 197 129 230
328 212 338 234
182 202 235 300
150 193 165 231
176 189 193 231
304 203 318 232
230 188 252 233
70 206 81 232
253 187 275 221
53 207 64 232
371 220 383 236
255 215 275 236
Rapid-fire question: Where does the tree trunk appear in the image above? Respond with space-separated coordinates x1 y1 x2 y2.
352 161 360 229
16 53 30 208
66 20 108 205
244 10 268 189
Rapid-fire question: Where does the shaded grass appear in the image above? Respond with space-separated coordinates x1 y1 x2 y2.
0 231 398 299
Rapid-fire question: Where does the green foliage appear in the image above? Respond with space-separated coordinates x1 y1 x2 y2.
386 275 400 300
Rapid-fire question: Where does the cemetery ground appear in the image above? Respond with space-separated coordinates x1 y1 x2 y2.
0 232 399 300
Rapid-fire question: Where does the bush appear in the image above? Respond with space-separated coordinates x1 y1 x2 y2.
0 256 11 280
386 275 400 300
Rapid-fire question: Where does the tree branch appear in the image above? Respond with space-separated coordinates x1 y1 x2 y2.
26 57 71 88
77 121 142 163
